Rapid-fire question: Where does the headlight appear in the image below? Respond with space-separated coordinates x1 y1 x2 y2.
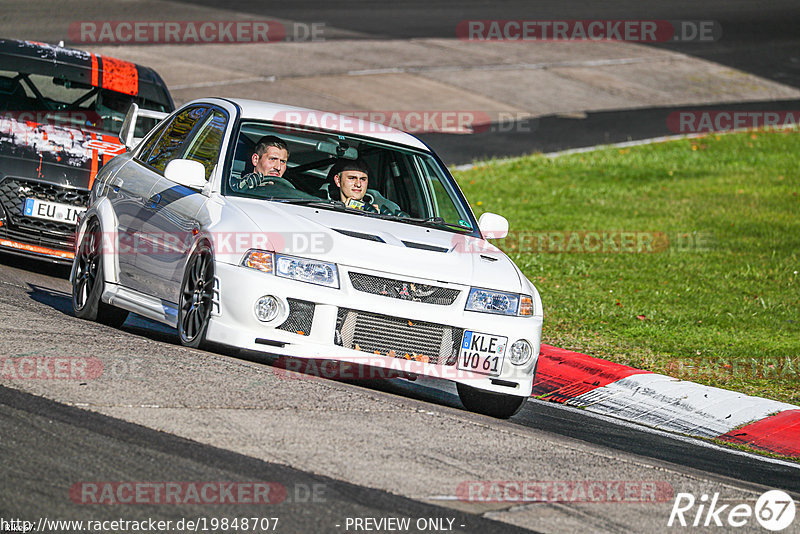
465 288 533 317
242 250 339 288
275 254 339 288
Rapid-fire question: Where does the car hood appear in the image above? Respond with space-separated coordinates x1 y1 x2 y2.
219 198 524 292
0 115 125 189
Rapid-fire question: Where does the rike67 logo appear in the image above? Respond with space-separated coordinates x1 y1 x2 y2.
668 490 796 531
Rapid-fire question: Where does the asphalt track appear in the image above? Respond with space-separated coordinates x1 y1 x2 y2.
177 0 800 163
0 385 529 534
6 253 799 496
2 2 800 532
0 254 798 534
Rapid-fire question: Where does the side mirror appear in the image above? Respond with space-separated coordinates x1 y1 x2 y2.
164 159 207 190
119 103 139 149
478 212 509 239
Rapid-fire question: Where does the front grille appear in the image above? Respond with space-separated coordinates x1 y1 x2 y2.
348 272 460 306
0 177 88 251
335 308 462 365
277 298 314 335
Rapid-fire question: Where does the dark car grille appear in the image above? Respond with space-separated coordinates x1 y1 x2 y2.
277 298 315 336
335 308 462 365
348 272 460 306
0 177 88 251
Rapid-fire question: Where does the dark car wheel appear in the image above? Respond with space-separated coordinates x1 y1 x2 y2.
178 242 214 348
72 219 129 328
457 382 526 419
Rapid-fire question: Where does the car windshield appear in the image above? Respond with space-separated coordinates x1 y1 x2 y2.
224 121 476 233
0 68 169 135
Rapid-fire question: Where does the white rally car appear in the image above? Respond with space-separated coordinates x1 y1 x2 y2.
70 98 543 418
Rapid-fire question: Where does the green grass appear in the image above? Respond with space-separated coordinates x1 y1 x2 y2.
455 130 800 405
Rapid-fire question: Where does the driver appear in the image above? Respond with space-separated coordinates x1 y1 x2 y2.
232 135 292 191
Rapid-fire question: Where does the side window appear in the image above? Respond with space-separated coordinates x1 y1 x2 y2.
416 156 468 225
144 106 207 172
181 109 227 181
135 118 170 163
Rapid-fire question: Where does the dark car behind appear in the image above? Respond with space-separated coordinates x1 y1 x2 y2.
0 38 173 262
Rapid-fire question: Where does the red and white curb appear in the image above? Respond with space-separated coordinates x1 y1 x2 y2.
533 344 800 458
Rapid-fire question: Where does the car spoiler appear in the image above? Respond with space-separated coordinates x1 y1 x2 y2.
119 103 169 150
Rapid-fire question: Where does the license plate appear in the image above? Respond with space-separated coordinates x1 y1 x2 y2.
458 330 507 376
23 198 85 224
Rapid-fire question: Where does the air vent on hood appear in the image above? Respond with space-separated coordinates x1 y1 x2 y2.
334 229 385 243
480 255 498 262
402 240 449 253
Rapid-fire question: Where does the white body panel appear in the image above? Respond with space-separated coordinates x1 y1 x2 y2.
73 97 544 399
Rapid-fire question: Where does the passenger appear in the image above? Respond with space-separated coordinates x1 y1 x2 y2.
233 135 292 191
328 158 379 212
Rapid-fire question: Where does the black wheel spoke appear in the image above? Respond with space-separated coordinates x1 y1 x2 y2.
75 279 87 307
191 310 200 336
183 308 194 337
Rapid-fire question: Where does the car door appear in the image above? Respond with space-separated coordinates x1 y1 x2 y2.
111 106 207 294
136 107 228 303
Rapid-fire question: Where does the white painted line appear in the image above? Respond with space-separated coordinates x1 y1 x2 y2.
451 124 799 171
450 132 710 171
347 56 663 77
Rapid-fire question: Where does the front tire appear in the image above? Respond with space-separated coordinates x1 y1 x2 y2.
178 242 214 349
457 382 526 419
72 219 129 328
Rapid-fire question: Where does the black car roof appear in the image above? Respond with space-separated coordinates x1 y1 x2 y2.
0 38 173 107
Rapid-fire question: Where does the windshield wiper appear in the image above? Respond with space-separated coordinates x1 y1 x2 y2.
377 213 473 232
272 199 473 230
271 198 344 207
270 198 369 213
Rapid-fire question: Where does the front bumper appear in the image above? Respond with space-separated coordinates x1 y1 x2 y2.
0 176 88 262
205 261 543 396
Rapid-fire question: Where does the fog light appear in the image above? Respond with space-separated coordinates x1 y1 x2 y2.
509 340 532 365
254 295 280 322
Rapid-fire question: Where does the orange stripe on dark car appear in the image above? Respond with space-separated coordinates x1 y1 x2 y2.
0 238 74 259
99 56 139 96
90 53 99 87
88 133 99 189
